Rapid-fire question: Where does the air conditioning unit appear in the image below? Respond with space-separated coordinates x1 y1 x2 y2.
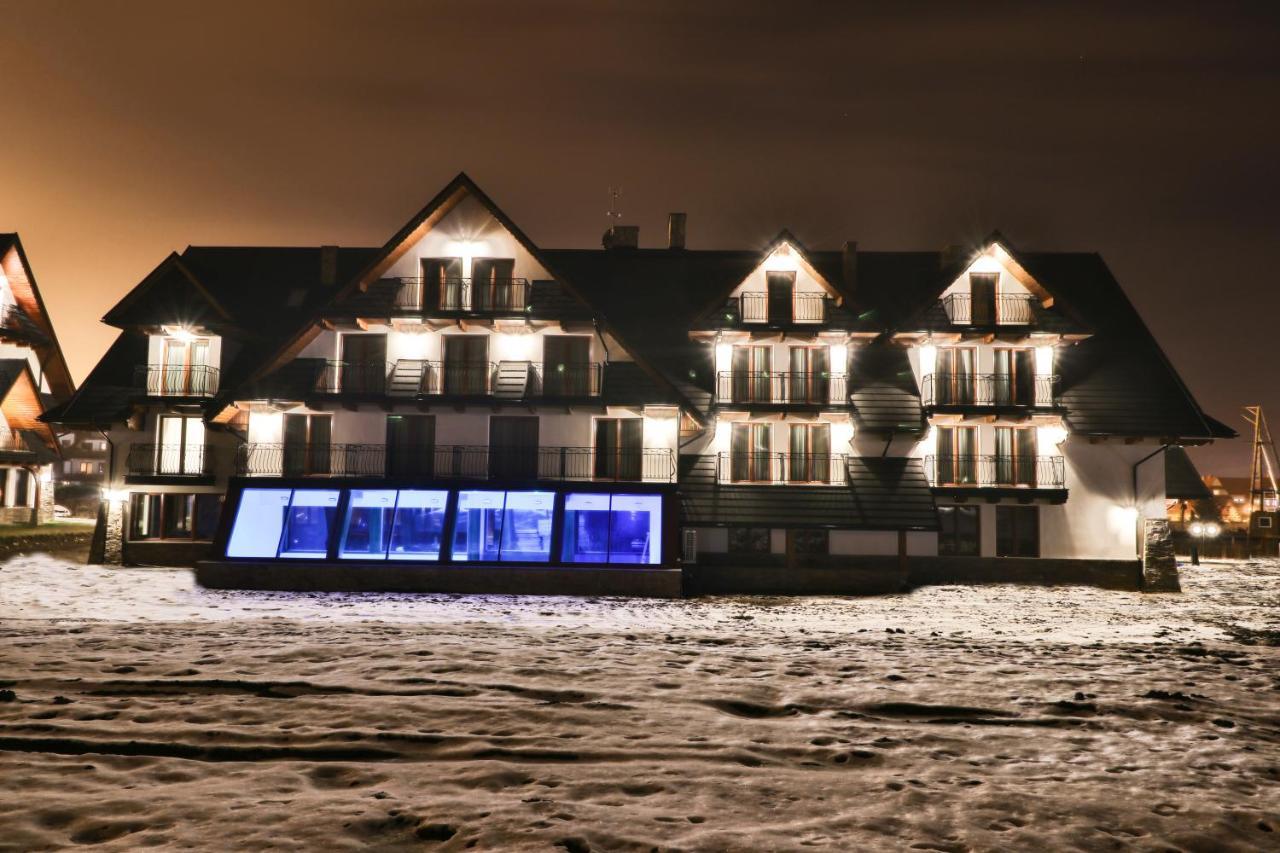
682 528 697 564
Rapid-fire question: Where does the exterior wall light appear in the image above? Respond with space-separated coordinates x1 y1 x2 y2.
103 488 129 504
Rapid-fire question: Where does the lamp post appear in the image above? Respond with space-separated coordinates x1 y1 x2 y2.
1188 520 1220 566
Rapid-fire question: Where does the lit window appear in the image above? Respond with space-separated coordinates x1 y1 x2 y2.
226 489 292 557
388 490 449 561
562 493 662 565
338 490 397 560
279 490 340 558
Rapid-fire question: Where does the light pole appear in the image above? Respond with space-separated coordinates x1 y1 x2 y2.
1188 521 1220 566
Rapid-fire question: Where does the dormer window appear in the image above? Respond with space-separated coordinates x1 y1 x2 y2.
150 331 218 396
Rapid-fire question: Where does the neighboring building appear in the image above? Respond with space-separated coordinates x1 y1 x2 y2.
0 234 75 524
45 174 1233 591
53 428 108 517
1165 446 1215 526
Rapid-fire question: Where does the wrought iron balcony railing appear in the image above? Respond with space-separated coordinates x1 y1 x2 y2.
923 454 1065 489
235 443 676 482
385 277 532 314
940 293 1036 326
319 360 603 398
134 364 220 397
715 371 848 405
126 443 218 477
920 373 1057 408
733 293 828 324
716 452 848 485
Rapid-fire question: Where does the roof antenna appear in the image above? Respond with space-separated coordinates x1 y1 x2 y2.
606 187 622 234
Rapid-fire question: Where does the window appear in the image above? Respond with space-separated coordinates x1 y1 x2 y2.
561 493 662 565
158 335 214 395
338 334 387 394
969 273 997 325
470 258 519 311
766 271 795 323
938 505 980 556
787 346 830 404
422 257 463 309
388 490 449 561
730 345 772 403
594 418 643 481
443 336 488 394
451 490 554 563
130 493 223 541
1258 516 1273 529
996 505 1039 557
993 349 1036 406
338 490 397 560
156 415 206 475
994 427 1038 486
542 336 592 396
934 426 977 485
787 424 831 483
279 490 340 559
283 414 331 476
386 415 435 477
226 489 292 557
729 527 771 554
934 348 976 405
790 529 828 557
730 423 772 482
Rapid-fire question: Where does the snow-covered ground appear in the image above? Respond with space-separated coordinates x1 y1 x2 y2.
0 555 1276 851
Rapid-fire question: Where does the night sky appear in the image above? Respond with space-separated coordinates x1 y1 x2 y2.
2 1 1277 474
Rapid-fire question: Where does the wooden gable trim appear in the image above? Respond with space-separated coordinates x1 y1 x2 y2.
102 252 235 328
0 237 76 401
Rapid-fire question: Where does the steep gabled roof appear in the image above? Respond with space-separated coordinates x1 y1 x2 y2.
1165 447 1213 501
0 233 76 401
102 252 233 329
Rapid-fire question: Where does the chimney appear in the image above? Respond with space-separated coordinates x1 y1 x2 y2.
602 225 639 250
842 240 857 299
319 245 339 286
668 213 687 250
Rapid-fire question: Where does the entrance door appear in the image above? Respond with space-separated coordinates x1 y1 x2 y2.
444 336 488 394
386 415 435 477
543 336 592 397
489 416 539 479
970 273 997 326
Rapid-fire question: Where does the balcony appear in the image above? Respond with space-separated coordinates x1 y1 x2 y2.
940 293 1035 326
134 364 220 397
715 371 848 406
235 443 676 482
315 360 603 399
126 443 218 479
920 373 1057 409
720 293 829 326
923 454 1065 490
383 277 532 315
716 452 848 485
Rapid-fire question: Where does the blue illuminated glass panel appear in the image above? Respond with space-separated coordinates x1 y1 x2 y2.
608 494 662 564
499 491 555 562
452 490 505 562
388 490 448 561
279 490 340 559
226 488 291 558
562 492 611 563
339 489 397 560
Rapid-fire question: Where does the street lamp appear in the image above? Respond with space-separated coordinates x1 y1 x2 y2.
1188 520 1221 566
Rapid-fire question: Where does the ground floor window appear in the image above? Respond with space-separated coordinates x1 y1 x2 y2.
789 529 828 556
728 527 771 554
995 505 1039 557
938 505 980 556
561 493 663 564
129 492 222 541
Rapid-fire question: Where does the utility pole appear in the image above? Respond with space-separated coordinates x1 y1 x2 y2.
1242 406 1279 555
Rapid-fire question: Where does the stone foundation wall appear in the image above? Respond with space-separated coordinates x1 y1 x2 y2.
1142 518 1181 592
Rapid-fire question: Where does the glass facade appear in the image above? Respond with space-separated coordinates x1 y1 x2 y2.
223 485 666 566
561 493 662 565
